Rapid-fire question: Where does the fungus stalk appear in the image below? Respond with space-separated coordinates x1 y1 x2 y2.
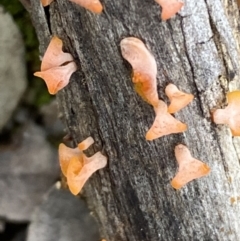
146 100 187 140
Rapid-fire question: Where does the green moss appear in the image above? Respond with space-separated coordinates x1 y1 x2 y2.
1 0 23 15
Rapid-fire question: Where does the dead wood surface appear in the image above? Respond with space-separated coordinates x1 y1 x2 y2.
28 0 240 240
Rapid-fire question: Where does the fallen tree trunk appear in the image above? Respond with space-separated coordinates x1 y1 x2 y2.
27 0 240 240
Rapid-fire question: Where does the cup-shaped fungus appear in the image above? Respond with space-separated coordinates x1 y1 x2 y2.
67 152 107 195
146 100 187 140
41 0 54 6
120 37 159 107
34 62 77 95
212 91 240 136
154 0 184 20
171 144 210 189
34 36 77 95
165 83 194 113
59 137 94 176
58 143 82 177
58 137 107 195
69 0 103 13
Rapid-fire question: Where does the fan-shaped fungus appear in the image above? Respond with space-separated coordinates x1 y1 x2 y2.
165 83 194 113
69 0 103 13
34 36 76 95
171 144 210 189
58 137 107 195
41 0 54 7
146 100 187 140
34 62 77 95
212 91 240 136
120 37 159 107
41 36 74 71
154 0 184 20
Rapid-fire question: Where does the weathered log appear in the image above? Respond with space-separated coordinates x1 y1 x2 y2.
27 0 240 240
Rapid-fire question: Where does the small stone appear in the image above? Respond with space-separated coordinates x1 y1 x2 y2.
0 6 27 131
0 122 59 221
27 186 99 241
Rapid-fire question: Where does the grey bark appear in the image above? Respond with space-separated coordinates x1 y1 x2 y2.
27 0 240 240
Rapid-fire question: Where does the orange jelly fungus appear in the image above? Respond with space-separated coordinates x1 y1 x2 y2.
34 62 77 95
58 137 107 195
165 83 194 114
171 144 210 189
34 36 77 95
41 0 54 7
146 100 187 140
69 0 103 13
154 0 184 20
120 37 158 107
212 91 240 136
58 143 82 177
41 36 74 72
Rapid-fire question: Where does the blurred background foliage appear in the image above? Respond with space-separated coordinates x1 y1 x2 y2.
2 0 52 108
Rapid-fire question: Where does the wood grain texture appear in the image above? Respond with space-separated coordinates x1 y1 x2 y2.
28 0 240 240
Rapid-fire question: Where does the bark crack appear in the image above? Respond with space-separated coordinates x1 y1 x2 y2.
205 0 240 76
180 16 205 117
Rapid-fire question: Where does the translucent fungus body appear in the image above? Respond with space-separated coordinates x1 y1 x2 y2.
155 0 184 20
69 0 103 13
120 37 159 107
41 0 54 7
41 36 74 71
67 152 107 195
171 144 210 189
212 91 240 136
34 62 77 95
58 137 107 195
34 36 76 95
58 143 81 177
165 83 194 113
146 100 187 140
